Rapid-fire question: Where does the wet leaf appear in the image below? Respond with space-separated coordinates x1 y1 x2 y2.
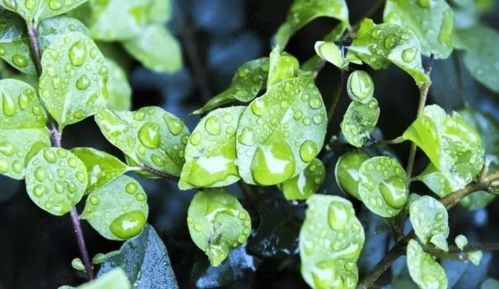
123 25 182 73
1 0 88 24
383 0 455 59
407 240 448 289
0 9 36 74
410 196 449 251
82 175 148 241
25 147 88 216
279 158 325 201
71 147 129 192
97 225 179 289
105 58 131 111
95 106 189 177
64 268 131 289
236 77 327 186
455 25 499 93
274 0 350 48
346 70 375 104
267 51 300 88
314 41 349 70
193 58 269 115
299 195 364 289
38 15 89 51
39 32 109 129
0 79 50 180
340 98 380 148
358 156 409 217
335 150 370 200
187 189 251 267
403 105 484 192
346 19 429 85
180 107 244 190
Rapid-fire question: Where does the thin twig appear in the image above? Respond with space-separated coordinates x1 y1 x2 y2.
27 22 42 74
139 164 180 182
70 209 95 280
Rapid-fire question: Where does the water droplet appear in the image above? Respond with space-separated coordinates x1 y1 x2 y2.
18 93 29 110
401 47 417 63
164 116 183 135
238 128 255 145
347 70 374 102
237 235 246 243
134 111 145 121
35 167 47 181
0 142 15 156
76 75 91 90
190 131 201 146
302 117 311 126
435 212 444 222
12 54 28 68
250 98 266 116
125 182 138 194
293 110 302 120
138 123 161 149
43 149 57 163
55 181 64 193
380 176 408 209
313 115 324 124
135 193 147 202
49 0 62 10
89 195 99 205
300 141 318 162
76 172 86 183
309 97 322 109
251 142 295 185
68 40 87 67
328 204 349 230
12 160 22 173
417 0 430 8
33 184 48 197
205 116 221 135
25 0 35 10
68 157 78 168
109 210 146 239
194 223 202 231
2 93 16 116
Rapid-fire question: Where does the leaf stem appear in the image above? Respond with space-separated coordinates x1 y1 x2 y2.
26 22 42 75
70 208 95 280
139 164 180 182
405 54 434 180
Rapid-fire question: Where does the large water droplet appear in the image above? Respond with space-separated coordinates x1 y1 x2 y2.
0 159 8 173
238 128 255 145
250 98 266 116
205 116 221 135
49 0 62 10
138 123 161 149
347 70 374 102
109 210 146 239
401 47 417 63
25 0 35 10
328 204 349 230
43 149 57 163
76 75 91 90
12 54 28 68
18 93 29 109
164 116 183 135
380 176 408 209
300 141 318 162
68 40 87 67
125 182 138 194
251 142 295 185
2 93 16 116
33 184 48 197
190 131 201 146
0 142 15 156
34 167 47 181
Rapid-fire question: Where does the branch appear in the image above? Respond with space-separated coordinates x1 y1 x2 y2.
70 209 94 280
27 22 42 74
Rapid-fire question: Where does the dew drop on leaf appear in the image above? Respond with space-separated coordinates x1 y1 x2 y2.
109 210 147 240
68 40 87 66
251 142 295 186
137 122 161 149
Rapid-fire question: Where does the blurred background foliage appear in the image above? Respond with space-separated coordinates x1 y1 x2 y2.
1 0 499 288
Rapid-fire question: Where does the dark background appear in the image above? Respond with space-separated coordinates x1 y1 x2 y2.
1 0 499 288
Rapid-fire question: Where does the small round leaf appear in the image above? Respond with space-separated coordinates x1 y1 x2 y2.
410 196 449 251
341 98 380 148
347 70 374 103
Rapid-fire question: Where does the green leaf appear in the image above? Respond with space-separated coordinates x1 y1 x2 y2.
346 70 375 103
455 25 499 93
187 189 251 267
123 25 182 73
73 268 131 289
340 98 380 148
179 107 244 190
455 234 468 250
82 175 148 241
71 147 129 192
0 8 36 74
25 147 88 216
403 105 484 192
299 195 364 289
468 250 483 265
314 41 349 70
346 19 429 85
236 77 327 185
2 0 88 24
193 58 269 115
383 0 455 59
358 156 409 217
97 224 179 289
95 106 189 177
335 150 370 200
105 58 131 111
279 158 325 201
406 240 448 289
274 0 350 48
0 79 50 179
39 32 109 128
410 196 449 251
267 51 300 88
38 15 89 51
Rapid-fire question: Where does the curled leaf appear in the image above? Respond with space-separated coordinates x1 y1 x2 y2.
314 41 348 70
410 196 449 251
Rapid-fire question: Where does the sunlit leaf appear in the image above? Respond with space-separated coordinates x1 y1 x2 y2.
193 58 269 115
98 225 179 289
39 32 109 129
299 195 364 289
314 41 349 70
335 150 370 200
82 175 148 241
403 105 484 192
410 196 449 251
455 25 499 93
236 77 327 185
274 0 350 48
267 51 300 88
187 189 251 267
279 158 325 201
105 58 131 111
407 240 448 289
25 147 87 216
358 156 409 217
340 98 380 148
1 0 88 23
123 25 182 73
180 107 244 190
0 79 50 180
0 9 36 74
38 15 89 52
95 106 189 177
383 0 455 59
346 19 429 85
71 147 129 192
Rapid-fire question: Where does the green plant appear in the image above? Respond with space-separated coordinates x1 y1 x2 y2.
0 0 499 288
